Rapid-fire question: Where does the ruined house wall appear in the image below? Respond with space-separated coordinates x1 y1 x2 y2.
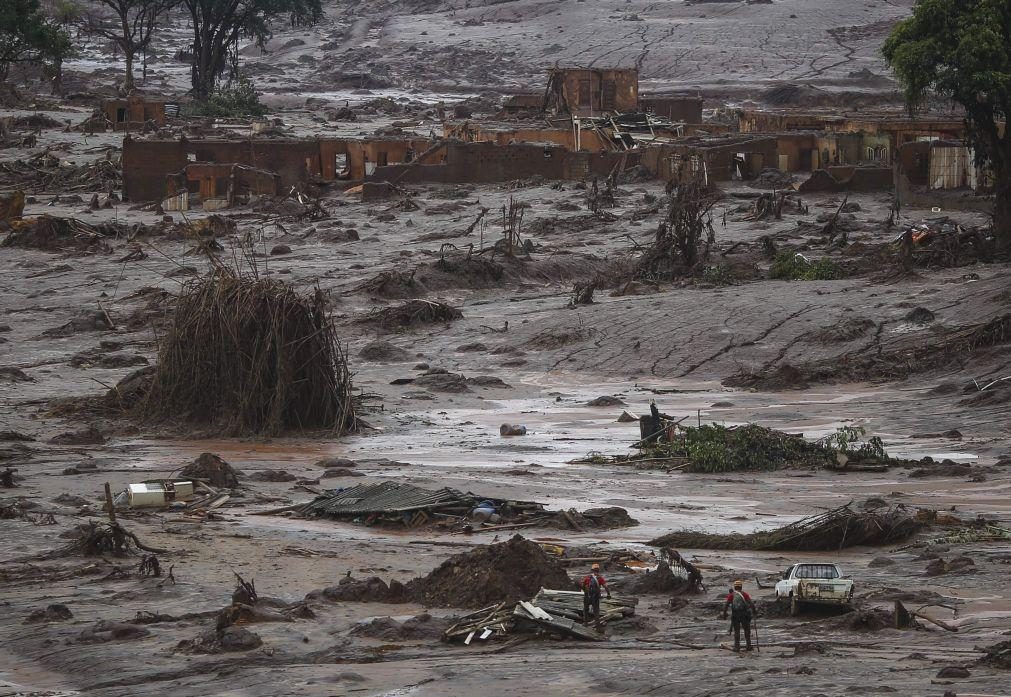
554 68 639 115
103 98 167 132
123 138 189 201
369 141 636 184
640 138 778 181
639 96 703 123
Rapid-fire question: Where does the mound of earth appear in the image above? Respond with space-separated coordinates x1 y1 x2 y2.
307 576 409 603
180 453 241 488
348 613 449 640
406 535 574 608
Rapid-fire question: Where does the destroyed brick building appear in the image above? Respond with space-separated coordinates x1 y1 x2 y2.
101 96 176 131
543 67 639 116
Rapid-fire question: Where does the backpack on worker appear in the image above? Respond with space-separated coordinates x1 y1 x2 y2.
731 590 750 618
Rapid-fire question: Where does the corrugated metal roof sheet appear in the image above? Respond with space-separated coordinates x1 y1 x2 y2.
299 481 481 518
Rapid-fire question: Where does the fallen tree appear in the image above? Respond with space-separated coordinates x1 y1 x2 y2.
649 502 920 551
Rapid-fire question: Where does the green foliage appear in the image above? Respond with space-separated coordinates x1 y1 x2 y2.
186 80 267 117
882 0 1011 247
769 252 844 281
700 264 736 286
635 424 892 473
0 0 73 79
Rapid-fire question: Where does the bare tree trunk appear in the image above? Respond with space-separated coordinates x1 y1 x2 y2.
123 48 135 94
993 140 1011 253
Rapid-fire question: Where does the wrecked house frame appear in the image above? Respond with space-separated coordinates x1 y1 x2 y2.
639 136 778 183
543 67 639 116
101 96 176 132
122 134 641 201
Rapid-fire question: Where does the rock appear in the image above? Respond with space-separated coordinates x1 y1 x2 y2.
322 468 365 478
904 307 935 324
249 470 297 482
315 456 357 469
617 411 637 423
936 666 970 679
0 430 34 441
24 604 73 624
48 425 105 445
586 395 626 407
466 375 510 388
358 340 410 362
0 367 34 383
413 372 469 393
217 626 263 651
868 556 895 568
456 342 488 352
78 621 151 643
41 309 114 337
500 424 527 437
711 401 735 407
180 453 241 488
270 244 291 256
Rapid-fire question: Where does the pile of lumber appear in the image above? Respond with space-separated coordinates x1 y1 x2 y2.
443 588 636 645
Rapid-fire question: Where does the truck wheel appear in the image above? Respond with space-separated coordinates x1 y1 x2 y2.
790 593 799 617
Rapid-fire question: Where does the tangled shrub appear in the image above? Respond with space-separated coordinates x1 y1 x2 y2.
769 252 844 280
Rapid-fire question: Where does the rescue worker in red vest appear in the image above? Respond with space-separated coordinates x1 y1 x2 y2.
721 579 757 651
581 563 610 624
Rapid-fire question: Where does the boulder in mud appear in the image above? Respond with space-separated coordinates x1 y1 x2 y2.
586 395 626 407
358 340 411 362
24 604 73 624
500 424 527 437
349 613 449 641
180 453 241 488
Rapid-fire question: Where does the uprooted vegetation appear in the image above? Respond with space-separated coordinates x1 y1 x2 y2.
357 299 463 331
727 313 1011 389
634 179 720 281
649 502 920 551
578 422 897 473
769 251 846 280
1 216 119 254
138 268 356 436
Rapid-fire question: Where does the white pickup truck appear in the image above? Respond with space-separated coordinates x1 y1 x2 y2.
774 563 854 615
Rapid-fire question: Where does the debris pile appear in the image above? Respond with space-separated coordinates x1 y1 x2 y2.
0 150 121 193
36 521 166 559
649 502 920 551
299 482 637 532
1 216 117 254
139 269 356 436
406 535 574 608
299 482 544 529
444 589 637 644
582 419 895 473
359 299 463 330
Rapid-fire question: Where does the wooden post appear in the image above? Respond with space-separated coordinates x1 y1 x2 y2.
104 482 117 525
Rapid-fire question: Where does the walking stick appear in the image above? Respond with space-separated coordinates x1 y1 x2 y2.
753 618 760 653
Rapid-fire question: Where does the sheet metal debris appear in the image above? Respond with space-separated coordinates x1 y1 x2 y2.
444 588 636 644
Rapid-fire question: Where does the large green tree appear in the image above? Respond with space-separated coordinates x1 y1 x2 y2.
181 0 323 99
883 0 1011 249
0 0 73 82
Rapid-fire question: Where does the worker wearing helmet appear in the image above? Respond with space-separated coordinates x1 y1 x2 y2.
721 580 756 651
581 563 610 625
